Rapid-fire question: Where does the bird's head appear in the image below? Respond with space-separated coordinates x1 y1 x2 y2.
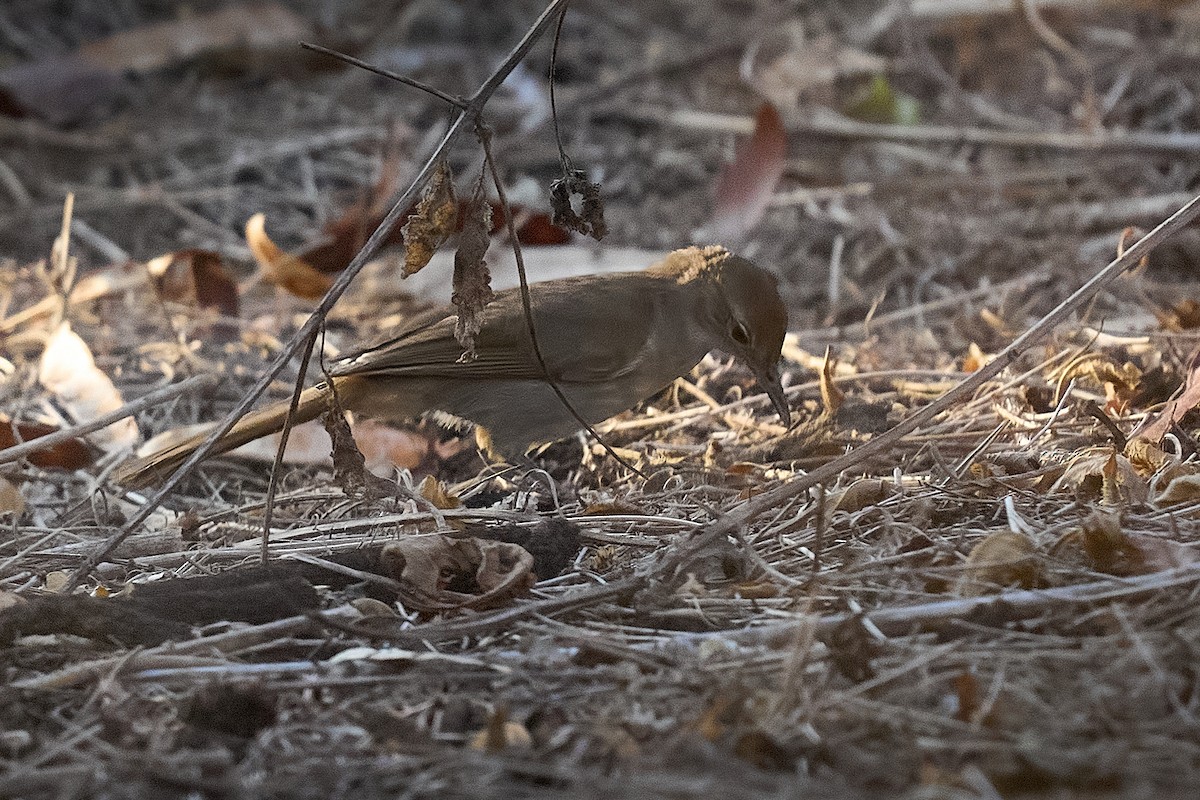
654 246 791 426
714 253 790 427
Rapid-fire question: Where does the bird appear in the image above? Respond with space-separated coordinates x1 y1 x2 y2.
115 245 790 487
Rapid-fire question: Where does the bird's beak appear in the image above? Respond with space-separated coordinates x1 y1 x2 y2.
752 361 791 428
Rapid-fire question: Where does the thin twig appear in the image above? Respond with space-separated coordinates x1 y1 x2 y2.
300 42 469 109
0 374 218 467
261 326 320 565
708 562 1200 647
623 105 1200 157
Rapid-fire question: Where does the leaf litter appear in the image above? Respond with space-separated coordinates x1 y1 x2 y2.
4 2 1200 798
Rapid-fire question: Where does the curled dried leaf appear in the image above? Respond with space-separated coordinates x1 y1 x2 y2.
1153 468 1200 508
829 478 892 517
956 530 1043 597
819 348 844 415
38 322 137 453
416 475 461 510
147 249 239 317
1125 438 1170 477
401 160 457 276
550 167 607 241
1052 449 1147 505
452 173 495 359
379 535 534 610
709 102 787 241
322 393 369 495
245 213 333 300
1133 345 1200 445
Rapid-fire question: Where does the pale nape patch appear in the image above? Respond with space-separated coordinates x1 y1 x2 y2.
645 245 731 284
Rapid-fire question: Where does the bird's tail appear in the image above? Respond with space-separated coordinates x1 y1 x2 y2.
114 384 331 488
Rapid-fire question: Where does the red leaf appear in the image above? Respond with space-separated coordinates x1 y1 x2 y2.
0 420 94 470
148 249 239 317
709 102 788 242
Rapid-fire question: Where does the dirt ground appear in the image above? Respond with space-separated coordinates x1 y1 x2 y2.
3 1 1200 798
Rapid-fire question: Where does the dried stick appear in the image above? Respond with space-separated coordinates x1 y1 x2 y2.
626 106 1200 157
652 193 1200 580
0 374 218 466
12 607 357 690
714 562 1200 647
64 0 572 592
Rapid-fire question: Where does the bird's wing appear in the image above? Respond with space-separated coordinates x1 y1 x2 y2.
331 274 661 383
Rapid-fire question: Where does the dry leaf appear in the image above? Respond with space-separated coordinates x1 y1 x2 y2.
549 167 607 241
416 475 461 510
819 348 844 416
1097 361 1143 415
956 530 1043 597
1125 438 1170 477
1064 357 1143 416
962 343 988 373
1051 511 1196 576
1161 298 1200 331
1133 345 1200 444
379 535 534 610
401 160 457 276
324 397 369 495
468 707 532 752
829 478 893 516
44 570 70 593
1154 470 1200 508
0 477 25 517
1052 449 1147 505
709 102 787 242
452 173 495 358
146 249 239 317
38 322 137 453
245 213 334 300
293 136 409 276
0 418 94 470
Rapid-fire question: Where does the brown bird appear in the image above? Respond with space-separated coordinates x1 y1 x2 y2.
116 246 790 487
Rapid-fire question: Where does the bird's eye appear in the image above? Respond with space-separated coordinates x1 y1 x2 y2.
731 322 751 345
